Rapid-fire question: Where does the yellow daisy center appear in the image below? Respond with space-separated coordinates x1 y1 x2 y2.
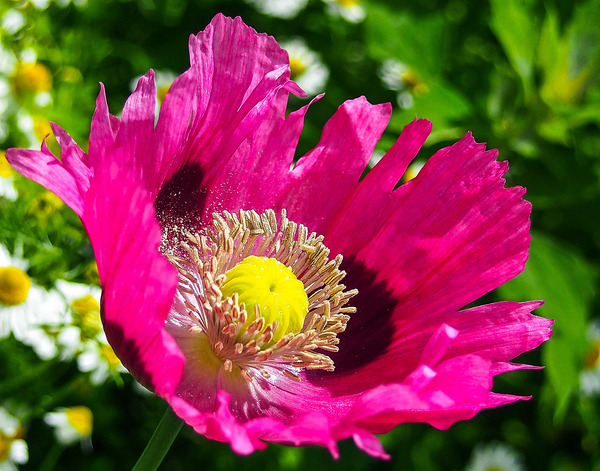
157 85 171 104
65 406 93 436
0 267 31 306
337 0 359 7
0 152 14 178
0 431 11 462
71 295 102 340
100 344 122 371
28 191 64 217
11 61 52 94
584 340 600 370
289 58 307 80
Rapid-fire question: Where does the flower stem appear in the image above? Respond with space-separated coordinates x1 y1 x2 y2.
132 406 183 471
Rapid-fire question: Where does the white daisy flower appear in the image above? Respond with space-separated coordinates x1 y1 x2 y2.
368 149 385 169
580 321 600 396
14 111 39 149
28 0 52 10
0 408 28 471
322 0 366 23
55 280 102 342
465 442 526 471
0 245 66 360
379 59 410 91
77 336 126 385
44 406 92 447
280 38 329 96
0 152 17 202
378 59 428 110
243 0 309 19
55 280 125 383
1 10 26 36
0 43 17 76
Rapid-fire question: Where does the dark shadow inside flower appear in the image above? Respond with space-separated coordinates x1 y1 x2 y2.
155 162 208 244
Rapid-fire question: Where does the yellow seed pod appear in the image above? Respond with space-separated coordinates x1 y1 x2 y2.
221 256 308 344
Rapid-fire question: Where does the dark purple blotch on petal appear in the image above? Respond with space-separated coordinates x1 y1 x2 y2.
155 162 208 237
321 257 396 375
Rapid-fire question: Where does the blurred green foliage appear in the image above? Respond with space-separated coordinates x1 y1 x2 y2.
1 0 599 469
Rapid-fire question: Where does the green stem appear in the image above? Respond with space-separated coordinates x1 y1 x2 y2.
132 407 183 471
38 442 64 471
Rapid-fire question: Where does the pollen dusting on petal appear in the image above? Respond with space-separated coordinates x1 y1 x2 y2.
0 266 31 306
166 209 357 383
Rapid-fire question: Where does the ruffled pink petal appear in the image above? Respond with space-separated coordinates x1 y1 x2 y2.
6 135 89 217
169 392 267 455
151 68 197 194
341 133 530 314
350 430 390 459
199 95 322 215
89 84 120 165
182 14 299 172
278 97 392 232
319 301 549 396
114 72 157 183
321 133 533 375
83 161 184 396
51 123 91 194
154 14 303 236
344 354 496 434
443 301 552 361
324 117 432 251
246 408 339 456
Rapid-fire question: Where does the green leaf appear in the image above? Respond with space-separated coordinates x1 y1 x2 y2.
538 1 600 107
388 80 471 139
364 3 446 80
497 232 598 420
490 0 539 100
566 0 600 80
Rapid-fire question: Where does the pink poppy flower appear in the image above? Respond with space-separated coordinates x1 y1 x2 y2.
7 14 552 459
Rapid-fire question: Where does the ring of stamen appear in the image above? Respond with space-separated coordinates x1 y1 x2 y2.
166 209 357 382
